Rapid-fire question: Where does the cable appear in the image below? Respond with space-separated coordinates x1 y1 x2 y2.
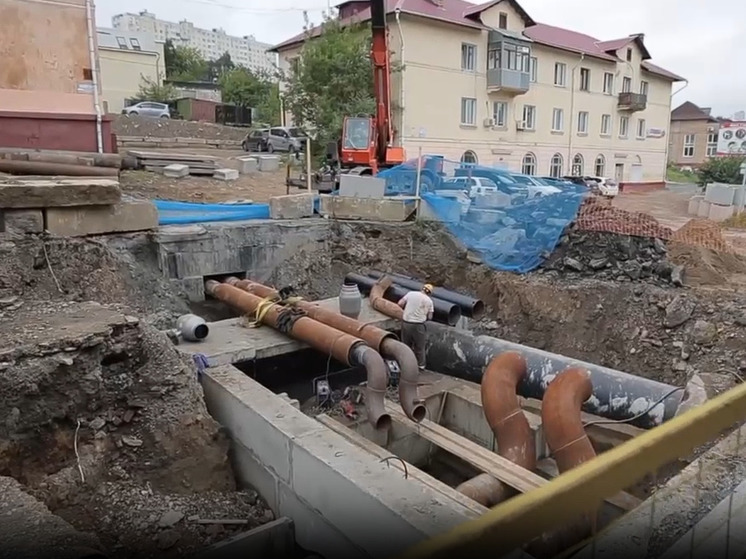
583 387 685 428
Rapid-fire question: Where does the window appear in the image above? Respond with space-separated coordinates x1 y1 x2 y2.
522 105 536 130
529 57 537 82
503 44 530 72
626 47 633 62
130 38 141 50
487 48 499 70
637 119 646 138
549 153 564 178
579 68 590 91
461 97 477 125
461 43 476 71
601 114 612 136
595 154 606 177
622 77 632 93
640 80 649 97
572 154 584 175
707 132 718 157
619 116 629 138
461 150 478 164
116 36 128 49
498 12 508 29
554 62 567 86
522 153 537 175
492 101 507 127
577 111 589 134
683 134 695 157
603 72 614 94
551 108 564 132
83 68 93 80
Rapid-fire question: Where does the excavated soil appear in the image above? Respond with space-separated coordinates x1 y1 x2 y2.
113 114 248 141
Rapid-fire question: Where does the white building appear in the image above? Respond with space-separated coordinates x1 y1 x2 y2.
112 10 278 76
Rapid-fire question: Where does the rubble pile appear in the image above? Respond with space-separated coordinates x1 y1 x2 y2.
541 230 684 286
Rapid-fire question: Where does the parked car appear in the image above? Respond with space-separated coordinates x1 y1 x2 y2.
441 175 520 197
121 101 170 119
585 176 619 197
508 174 562 198
241 129 270 152
538 176 575 188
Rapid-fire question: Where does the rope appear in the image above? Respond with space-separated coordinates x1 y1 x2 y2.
247 288 306 329
248 295 280 328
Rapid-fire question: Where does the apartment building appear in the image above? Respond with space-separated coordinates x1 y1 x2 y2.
0 0 113 152
112 11 278 76
271 0 684 185
669 101 719 169
97 27 166 113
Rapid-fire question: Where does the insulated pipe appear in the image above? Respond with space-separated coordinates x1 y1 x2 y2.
366 270 485 319
0 160 119 177
423 322 683 428
345 272 462 326
227 278 426 423
456 352 536 507
204 280 391 430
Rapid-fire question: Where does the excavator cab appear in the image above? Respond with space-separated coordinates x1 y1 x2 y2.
341 115 377 169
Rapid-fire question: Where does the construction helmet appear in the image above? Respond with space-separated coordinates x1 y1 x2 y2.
423 283 434 294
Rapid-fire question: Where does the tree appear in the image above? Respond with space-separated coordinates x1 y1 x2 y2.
219 67 280 124
163 39 208 81
697 156 746 186
208 51 235 81
281 13 375 149
135 76 178 103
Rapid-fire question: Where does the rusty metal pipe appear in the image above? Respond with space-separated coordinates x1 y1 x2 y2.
369 276 404 321
204 280 391 430
228 278 425 423
456 352 536 507
0 159 119 177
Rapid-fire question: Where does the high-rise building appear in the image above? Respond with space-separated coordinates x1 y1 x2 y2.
112 10 278 76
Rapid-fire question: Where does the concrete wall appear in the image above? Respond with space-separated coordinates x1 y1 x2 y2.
201 365 480 559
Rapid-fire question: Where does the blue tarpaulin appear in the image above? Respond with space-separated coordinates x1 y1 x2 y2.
154 200 270 225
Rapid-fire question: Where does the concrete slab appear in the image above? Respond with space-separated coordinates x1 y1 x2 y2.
258 156 280 172
269 192 315 220
177 297 397 366
235 156 258 174
214 168 239 181
319 195 416 222
0 177 121 208
688 195 704 216
704 183 735 206
697 200 712 218
45 200 158 237
338 175 386 198
163 163 189 178
708 203 734 222
1 209 43 233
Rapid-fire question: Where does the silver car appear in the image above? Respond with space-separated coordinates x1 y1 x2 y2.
122 101 170 119
265 127 306 153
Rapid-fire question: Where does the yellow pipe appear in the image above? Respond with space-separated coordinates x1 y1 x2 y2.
391 381 746 559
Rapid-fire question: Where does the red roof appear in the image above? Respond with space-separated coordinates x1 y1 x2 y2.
270 0 684 82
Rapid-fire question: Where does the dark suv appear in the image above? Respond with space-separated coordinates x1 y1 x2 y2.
563 175 600 193
241 129 269 152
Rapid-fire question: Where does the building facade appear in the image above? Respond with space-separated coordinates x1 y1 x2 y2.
0 0 113 152
97 27 165 113
271 0 684 185
112 11 277 76
668 101 719 169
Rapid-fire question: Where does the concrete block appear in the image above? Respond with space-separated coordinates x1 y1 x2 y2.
467 208 504 225
232 442 280 512
419 198 461 223
338 174 386 198
163 163 189 178
180 276 205 302
258 156 280 172
1 209 43 233
319 195 415 222
697 199 712 218
708 202 734 222
473 191 512 208
687 195 704 216
269 193 315 220
704 182 736 205
0 177 121 208
214 168 239 181
236 156 258 174
45 200 158 237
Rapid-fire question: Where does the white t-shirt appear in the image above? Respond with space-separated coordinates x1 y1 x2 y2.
401 291 434 323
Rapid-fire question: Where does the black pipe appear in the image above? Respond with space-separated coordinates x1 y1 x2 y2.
344 272 462 326
367 270 485 319
424 322 684 429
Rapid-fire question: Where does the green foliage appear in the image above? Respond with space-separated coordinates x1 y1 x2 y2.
135 76 178 103
666 164 698 184
218 67 280 124
281 14 375 150
697 156 746 186
208 52 235 81
163 39 208 81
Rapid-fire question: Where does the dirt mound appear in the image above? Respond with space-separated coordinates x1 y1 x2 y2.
668 243 746 287
671 218 734 253
113 114 247 141
575 198 674 239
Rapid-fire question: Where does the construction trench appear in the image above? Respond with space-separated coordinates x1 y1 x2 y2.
2 218 746 559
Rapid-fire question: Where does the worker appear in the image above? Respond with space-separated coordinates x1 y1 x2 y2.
397 284 435 370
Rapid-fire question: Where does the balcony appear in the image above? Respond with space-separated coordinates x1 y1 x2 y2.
486 30 532 96
487 68 530 94
618 92 647 112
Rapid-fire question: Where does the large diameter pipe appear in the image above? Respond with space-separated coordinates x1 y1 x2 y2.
0 160 119 177
205 280 391 430
367 270 485 319
456 352 536 507
345 272 462 326
423 323 683 429
228 278 426 423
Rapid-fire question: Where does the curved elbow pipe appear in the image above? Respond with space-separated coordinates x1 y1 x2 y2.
456 352 535 507
369 276 405 320
351 345 392 431
381 339 426 422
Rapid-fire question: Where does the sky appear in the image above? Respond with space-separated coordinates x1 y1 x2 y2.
95 0 745 118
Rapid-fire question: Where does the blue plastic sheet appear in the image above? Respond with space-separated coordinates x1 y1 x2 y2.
154 199 270 225
380 156 587 273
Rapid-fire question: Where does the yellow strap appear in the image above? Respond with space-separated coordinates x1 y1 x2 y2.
248 295 280 328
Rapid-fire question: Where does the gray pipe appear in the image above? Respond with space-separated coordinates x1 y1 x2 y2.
425 323 684 429
176 314 209 342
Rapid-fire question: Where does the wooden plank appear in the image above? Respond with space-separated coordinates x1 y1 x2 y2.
392 376 746 559
0 177 121 208
385 403 640 513
317 414 488 517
